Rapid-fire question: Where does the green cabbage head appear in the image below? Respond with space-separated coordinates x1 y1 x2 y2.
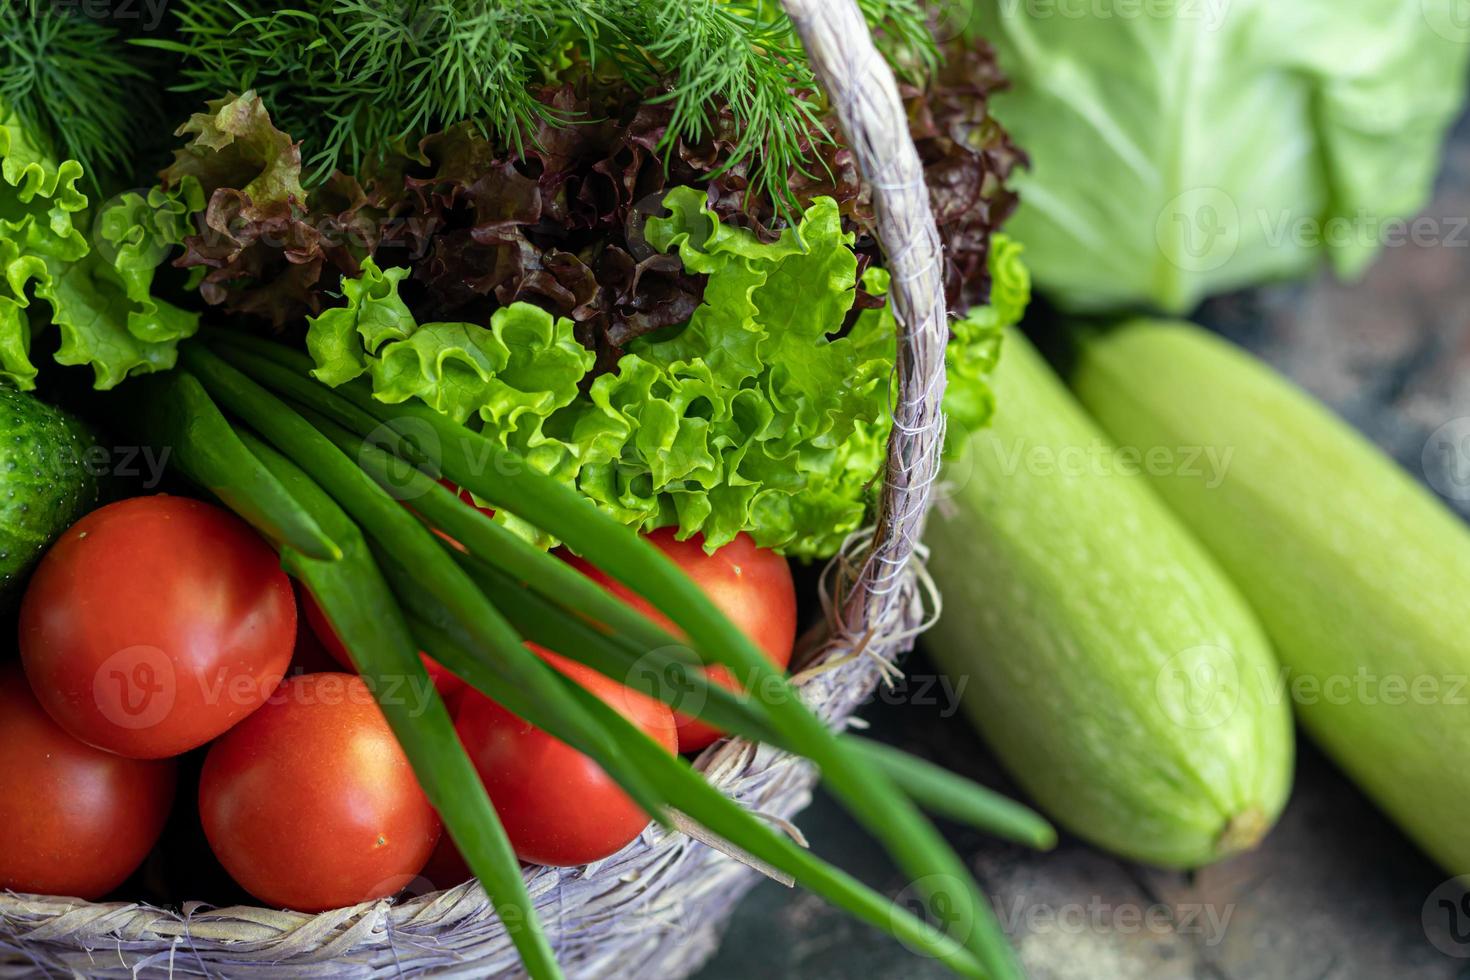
970 0 1470 312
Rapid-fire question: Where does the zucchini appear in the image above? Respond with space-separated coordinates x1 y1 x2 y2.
925 329 1293 868
1070 318 1470 876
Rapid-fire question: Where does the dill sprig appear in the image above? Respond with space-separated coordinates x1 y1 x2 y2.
614 0 833 204
142 1 592 180
150 0 937 212
0 0 160 183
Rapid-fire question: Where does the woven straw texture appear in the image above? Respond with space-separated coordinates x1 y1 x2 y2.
0 0 952 976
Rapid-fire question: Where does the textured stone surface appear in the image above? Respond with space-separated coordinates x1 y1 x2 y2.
696 681 1466 980
695 99 1470 980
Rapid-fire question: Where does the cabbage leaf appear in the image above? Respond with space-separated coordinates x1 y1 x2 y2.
972 1 1470 312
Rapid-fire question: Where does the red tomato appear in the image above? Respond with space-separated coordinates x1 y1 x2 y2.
199 673 441 912
0 665 175 899
455 646 678 867
19 496 297 759
428 480 493 555
419 833 472 891
300 590 464 704
287 584 345 676
437 478 478 507
567 528 797 751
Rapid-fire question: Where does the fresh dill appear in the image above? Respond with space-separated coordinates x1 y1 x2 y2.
0 0 161 184
147 0 937 212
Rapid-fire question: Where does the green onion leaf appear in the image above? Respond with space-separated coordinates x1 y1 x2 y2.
210 334 1023 978
239 432 564 980
412 615 990 978
181 342 671 828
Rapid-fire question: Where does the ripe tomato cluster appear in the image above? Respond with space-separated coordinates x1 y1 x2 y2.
1 493 797 912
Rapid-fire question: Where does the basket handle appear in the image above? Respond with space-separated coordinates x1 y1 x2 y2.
781 0 949 635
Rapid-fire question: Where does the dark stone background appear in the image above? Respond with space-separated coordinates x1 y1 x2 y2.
694 101 1470 980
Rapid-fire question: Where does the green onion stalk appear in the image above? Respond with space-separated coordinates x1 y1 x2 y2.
104 334 1051 980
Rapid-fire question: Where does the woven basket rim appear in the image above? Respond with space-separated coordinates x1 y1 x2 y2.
1 2 954 976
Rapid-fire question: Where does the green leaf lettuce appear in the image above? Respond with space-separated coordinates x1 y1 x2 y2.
1 112 202 390
307 188 1026 557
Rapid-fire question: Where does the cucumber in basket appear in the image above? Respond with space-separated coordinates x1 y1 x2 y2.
1070 319 1470 876
925 328 1294 868
0 386 99 600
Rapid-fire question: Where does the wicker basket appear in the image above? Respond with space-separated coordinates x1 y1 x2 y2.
0 0 953 976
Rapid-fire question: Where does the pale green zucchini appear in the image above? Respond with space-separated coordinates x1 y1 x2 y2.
1070 319 1470 876
926 329 1293 868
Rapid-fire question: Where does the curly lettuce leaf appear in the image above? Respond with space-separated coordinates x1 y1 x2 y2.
306 255 595 543
162 91 305 204
306 190 1025 557
308 255 593 430
945 234 1028 437
0 112 202 390
162 92 383 327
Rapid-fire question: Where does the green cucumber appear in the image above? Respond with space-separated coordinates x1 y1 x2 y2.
925 328 1293 868
1070 318 1470 876
0 386 99 598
